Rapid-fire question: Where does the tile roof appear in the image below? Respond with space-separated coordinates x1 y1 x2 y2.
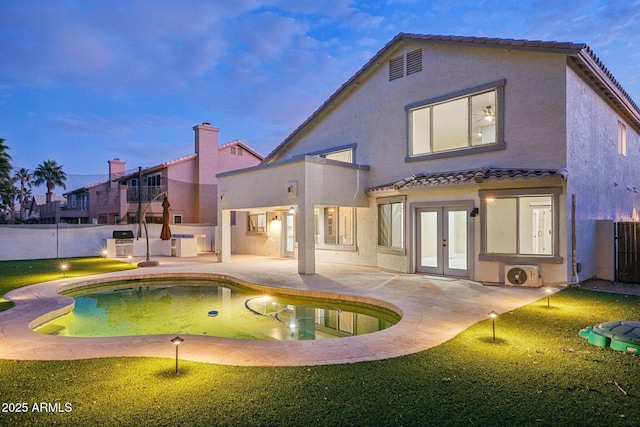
30 194 66 206
367 167 569 193
117 153 198 181
219 140 264 160
399 33 586 52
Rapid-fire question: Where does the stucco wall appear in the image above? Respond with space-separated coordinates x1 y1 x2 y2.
166 158 199 223
275 43 568 187
566 67 640 281
0 223 214 261
218 145 264 174
263 42 572 282
231 212 282 257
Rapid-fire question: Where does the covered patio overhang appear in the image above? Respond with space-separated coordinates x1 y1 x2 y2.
217 156 370 274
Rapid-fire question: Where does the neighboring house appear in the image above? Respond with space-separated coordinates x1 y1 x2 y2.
63 123 263 225
217 33 640 286
27 194 67 223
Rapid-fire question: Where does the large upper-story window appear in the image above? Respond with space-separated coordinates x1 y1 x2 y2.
297 143 356 164
146 173 162 188
406 80 505 161
323 149 353 163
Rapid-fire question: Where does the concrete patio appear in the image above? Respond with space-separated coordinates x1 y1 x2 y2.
0 254 554 366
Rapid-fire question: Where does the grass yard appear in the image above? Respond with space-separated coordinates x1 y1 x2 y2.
0 257 137 312
1 259 640 425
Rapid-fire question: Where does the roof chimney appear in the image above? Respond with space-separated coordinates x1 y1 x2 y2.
108 158 126 189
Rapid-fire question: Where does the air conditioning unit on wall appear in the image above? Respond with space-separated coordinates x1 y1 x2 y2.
504 265 542 287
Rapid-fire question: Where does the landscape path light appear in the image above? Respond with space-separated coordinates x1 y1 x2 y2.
488 311 498 341
545 288 553 308
60 263 68 278
171 336 184 374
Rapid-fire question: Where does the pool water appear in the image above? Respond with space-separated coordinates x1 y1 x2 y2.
35 279 399 341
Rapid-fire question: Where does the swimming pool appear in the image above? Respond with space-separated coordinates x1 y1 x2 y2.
35 278 400 341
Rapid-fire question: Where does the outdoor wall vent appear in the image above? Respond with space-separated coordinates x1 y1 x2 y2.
389 49 423 81
406 48 422 75
389 56 404 81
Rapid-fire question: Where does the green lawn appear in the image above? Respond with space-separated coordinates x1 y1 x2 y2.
0 257 137 311
1 259 640 426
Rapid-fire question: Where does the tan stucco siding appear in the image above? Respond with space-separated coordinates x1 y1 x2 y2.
273 43 568 188
566 66 640 281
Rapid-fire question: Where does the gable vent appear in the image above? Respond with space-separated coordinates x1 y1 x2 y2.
406 48 422 75
389 55 404 81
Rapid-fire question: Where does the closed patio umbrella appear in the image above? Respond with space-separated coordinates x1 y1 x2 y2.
160 195 172 241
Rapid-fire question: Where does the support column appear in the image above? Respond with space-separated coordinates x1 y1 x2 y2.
296 198 315 275
219 209 231 262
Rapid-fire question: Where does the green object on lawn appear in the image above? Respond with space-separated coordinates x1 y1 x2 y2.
579 320 640 353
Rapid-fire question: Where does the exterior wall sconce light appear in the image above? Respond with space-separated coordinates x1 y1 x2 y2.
470 208 479 217
488 311 498 341
171 336 184 374
288 207 296 214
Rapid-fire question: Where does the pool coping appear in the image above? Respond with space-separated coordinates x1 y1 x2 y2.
0 255 554 366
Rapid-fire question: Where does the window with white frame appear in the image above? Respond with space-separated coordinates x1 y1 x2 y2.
247 212 267 234
80 193 88 211
146 173 161 188
618 120 627 156
480 188 561 261
323 149 353 163
377 197 404 251
407 81 504 159
315 207 354 246
299 144 356 164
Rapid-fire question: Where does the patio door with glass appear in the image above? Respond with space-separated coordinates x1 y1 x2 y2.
416 206 469 277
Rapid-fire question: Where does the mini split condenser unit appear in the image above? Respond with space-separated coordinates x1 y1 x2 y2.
504 265 542 287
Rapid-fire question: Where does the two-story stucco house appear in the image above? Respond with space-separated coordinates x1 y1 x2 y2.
64 123 263 225
216 33 640 286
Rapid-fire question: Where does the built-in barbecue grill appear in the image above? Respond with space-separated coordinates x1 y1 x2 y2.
113 230 134 244
109 230 135 256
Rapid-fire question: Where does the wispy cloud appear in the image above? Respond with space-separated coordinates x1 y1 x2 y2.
1 0 639 177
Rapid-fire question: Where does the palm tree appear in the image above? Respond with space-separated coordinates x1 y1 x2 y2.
0 178 17 222
14 168 33 222
0 138 14 220
33 160 67 203
0 138 11 183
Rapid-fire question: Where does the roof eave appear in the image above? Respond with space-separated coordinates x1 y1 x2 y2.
570 50 640 131
262 33 408 164
263 33 640 164
261 33 590 164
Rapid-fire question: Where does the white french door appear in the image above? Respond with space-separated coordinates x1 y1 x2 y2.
416 206 469 277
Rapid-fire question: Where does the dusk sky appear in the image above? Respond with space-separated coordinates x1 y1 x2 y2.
2 0 639 192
